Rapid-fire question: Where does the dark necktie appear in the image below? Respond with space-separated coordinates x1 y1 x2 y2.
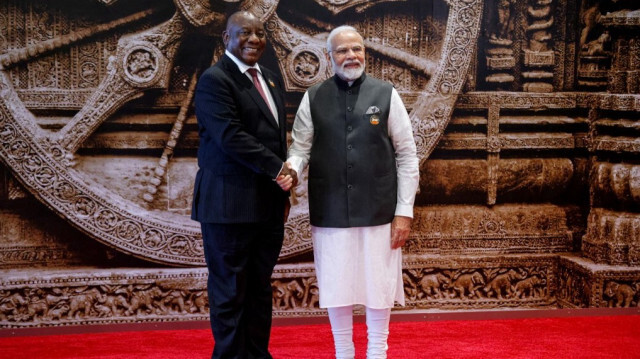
247 68 274 115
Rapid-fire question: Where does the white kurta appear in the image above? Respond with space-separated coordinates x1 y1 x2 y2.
289 81 419 309
312 224 405 308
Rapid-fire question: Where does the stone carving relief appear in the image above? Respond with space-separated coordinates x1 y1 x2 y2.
577 0 640 91
484 0 516 87
0 0 483 265
480 0 640 92
522 0 555 92
404 269 547 301
557 259 592 308
0 262 555 327
1 0 640 329
272 277 319 311
582 208 640 265
0 268 210 326
603 1 640 93
406 204 574 255
578 2 611 89
122 46 161 86
603 280 639 307
558 255 640 308
402 255 556 309
291 47 323 83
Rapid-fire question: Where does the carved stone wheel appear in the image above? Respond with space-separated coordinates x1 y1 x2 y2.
0 0 483 266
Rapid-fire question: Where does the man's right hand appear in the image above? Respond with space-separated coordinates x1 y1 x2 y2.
276 162 298 191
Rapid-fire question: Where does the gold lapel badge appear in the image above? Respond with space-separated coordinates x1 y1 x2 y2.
370 115 380 125
268 79 275 88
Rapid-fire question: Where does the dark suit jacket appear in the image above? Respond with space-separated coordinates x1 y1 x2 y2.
192 54 288 224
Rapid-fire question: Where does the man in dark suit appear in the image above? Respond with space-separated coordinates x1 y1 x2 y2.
192 11 297 359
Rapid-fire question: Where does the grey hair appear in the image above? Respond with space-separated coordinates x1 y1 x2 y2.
326 25 362 52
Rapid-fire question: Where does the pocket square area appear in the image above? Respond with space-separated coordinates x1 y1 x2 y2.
365 106 380 114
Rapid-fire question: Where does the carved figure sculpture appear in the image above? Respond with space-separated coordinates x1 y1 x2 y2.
483 269 524 299
450 271 485 299
68 288 105 319
513 275 546 298
125 286 163 316
0 292 27 320
604 281 636 307
584 31 611 56
493 0 516 40
0 303 14 321
48 304 70 320
127 51 155 78
27 299 48 321
402 272 418 300
419 272 451 299
272 280 305 310
306 287 320 309
301 277 319 309
98 294 129 316
188 291 208 314
580 3 601 49
160 289 187 314
94 302 113 317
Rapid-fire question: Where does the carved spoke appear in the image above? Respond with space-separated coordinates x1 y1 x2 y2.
57 13 187 154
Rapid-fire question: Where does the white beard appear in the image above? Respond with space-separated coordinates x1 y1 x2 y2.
333 59 365 82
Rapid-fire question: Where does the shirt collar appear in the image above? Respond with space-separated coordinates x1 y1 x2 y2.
225 50 261 75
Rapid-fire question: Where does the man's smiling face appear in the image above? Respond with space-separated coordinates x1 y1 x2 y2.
329 30 366 82
223 12 266 66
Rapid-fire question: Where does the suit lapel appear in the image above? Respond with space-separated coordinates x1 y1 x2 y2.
221 56 286 155
261 67 283 117
221 56 280 129
255 66 281 129
249 84 279 129
261 69 287 151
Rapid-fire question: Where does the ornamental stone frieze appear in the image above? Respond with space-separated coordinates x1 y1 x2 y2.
407 205 575 255
557 254 640 308
403 254 558 309
0 257 569 327
0 268 210 327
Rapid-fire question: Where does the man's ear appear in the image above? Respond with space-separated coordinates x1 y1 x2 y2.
325 51 331 64
222 31 229 47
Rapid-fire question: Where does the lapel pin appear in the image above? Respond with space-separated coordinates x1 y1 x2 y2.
268 79 275 88
370 115 380 125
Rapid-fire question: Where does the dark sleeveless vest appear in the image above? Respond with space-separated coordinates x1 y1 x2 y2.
307 74 397 228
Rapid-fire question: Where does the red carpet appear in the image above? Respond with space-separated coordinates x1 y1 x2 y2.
1 315 639 358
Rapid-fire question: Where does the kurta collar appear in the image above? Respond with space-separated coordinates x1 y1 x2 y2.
333 73 366 89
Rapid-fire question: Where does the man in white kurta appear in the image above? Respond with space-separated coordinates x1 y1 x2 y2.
277 26 419 359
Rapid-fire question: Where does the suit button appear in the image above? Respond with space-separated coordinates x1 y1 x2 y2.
347 126 353 131
347 145 352 150
347 184 353 189
347 90 352 95
347 106 352 112
348 165 353 169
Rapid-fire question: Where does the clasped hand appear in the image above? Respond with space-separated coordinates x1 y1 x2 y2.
276 162 298 191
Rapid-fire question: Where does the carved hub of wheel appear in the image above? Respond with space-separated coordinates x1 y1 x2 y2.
0 0 483 266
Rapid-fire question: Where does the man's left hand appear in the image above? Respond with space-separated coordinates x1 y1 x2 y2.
390 216 412 249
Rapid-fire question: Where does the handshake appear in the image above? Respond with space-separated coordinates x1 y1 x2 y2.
276 161 298 191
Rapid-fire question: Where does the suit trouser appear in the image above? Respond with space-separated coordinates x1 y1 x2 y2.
201 221 284 359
